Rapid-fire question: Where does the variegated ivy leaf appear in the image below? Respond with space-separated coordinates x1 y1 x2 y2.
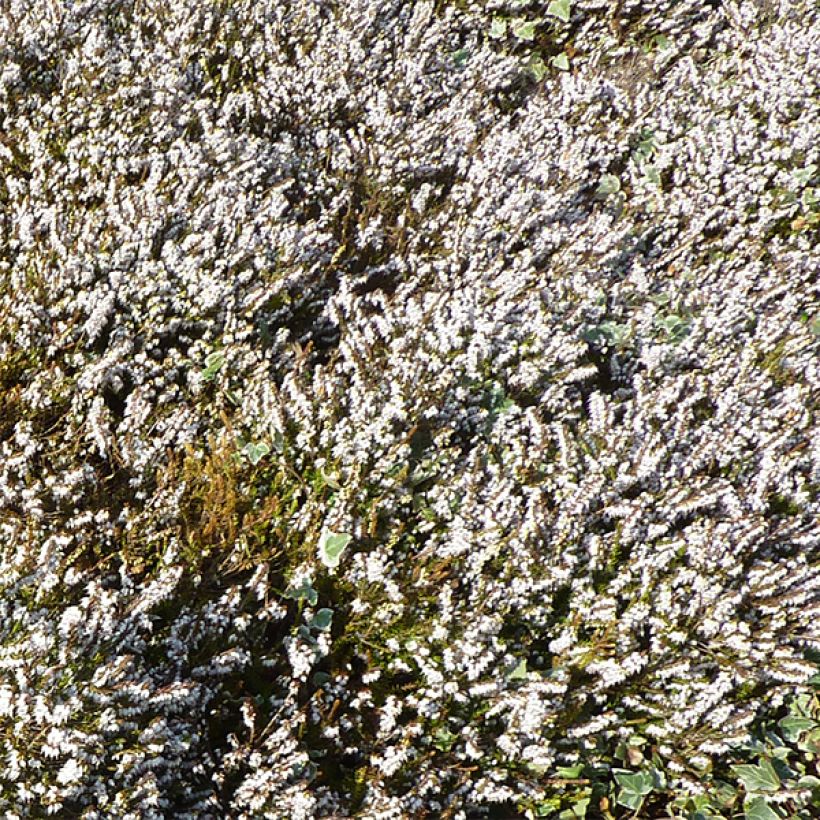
507 658 528 680
489 17 507 39
511 18 537 40
546 0 571 23
524 54 548 81
551 52 570 71
730 760 781 793
596 173 621 197
241 441 270 465
319 531 352 569
792 163 817 186
643 164 662 186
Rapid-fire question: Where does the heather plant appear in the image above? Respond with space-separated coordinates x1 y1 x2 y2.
0 0 818 818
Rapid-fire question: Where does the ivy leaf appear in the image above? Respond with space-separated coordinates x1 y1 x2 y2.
636 129 659 160
452 48 470 68
792 163 817 186
524 54 548 81
546 0 571 23
241 441 270 466
778 715 816 742
284 579 318 607
616 789 644 812
297 624 317 645
201 350 225 381
743 796 780 820
614 769 655 795
556 763 585 779
433 727 457 751
489 17 508 38
511 19 537 40
558 797 590 819
596 173 621 198
614 768 655 811
487 386 516 421
643 164 662 186
581 320 630 349
811 316 820 337
507 658 528 681
310 608 334 631
551 52 570 71
271 429 285 454
319 532 352 569
731 760 781 793
655 313 691 342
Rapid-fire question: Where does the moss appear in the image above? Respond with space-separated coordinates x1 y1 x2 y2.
756 337 797 387
767 492 801 517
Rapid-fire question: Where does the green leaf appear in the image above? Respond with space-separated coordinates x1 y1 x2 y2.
312 671 332 686
433 727 457 751
636 129 659 159
311 608 334 631
792 164 817 186
320 531 352 569
614 769 655 796
284 579 318 607
524 54 548 81
546 0 571 23
655 313 691 342
614 767 655 812
201 350 225 381
551 52 570 71
533 799 561 817
643 164 661 186
489 17 508 38
596 173 621 197
744 796 780 820
731 760 781 793
582 321 630 349
507 658 528 681
241 441 270 465
779 715 817 742
556 763 585 778
297 624 317 645
511 19 537 40
616 789 644 811
489 387 516 417
559 797 590 819
452 48 470 67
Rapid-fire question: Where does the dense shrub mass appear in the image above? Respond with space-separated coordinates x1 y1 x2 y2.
1 0 819 817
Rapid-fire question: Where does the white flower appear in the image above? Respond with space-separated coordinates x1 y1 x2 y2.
56 759 84 786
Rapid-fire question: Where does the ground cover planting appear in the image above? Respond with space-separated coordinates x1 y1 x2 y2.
0 0 818 817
